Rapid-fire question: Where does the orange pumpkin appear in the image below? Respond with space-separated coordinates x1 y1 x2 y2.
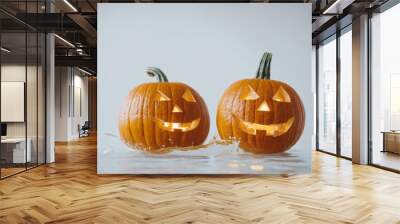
119 67 210 151
217 52 305 154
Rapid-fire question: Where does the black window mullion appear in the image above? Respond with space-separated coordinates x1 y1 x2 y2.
44 32 47 164
336 29 341 157
36 0 39 167
367 11 373 165
24 0 28 171
0 27 2 179
316 45 320 150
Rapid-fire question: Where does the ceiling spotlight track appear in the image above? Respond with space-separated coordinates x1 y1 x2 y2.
63 0 78 12
78 67 94 76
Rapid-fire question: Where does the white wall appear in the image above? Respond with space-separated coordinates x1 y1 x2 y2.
1 65 41 137
1 66 26 139
55 67 89 141
55 67 69 141
71 73 89 138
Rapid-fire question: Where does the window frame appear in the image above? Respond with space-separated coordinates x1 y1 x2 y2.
367 0 400 173
315 24 353 161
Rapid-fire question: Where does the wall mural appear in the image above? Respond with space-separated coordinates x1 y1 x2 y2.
98 4 312 174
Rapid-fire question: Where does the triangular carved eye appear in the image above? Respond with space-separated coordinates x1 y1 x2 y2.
182 89 196 102
240 85 260 100
155 90 171 101
257 101 270 112
272 86 291 103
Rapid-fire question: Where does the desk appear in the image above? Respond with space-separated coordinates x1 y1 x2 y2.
1 138 31 163
382 131 400 154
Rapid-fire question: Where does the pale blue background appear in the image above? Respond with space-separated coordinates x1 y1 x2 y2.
97 3 313 174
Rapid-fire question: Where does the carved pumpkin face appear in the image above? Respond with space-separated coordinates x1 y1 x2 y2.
154 88 202 133
235 83 296 136
217 52 305 154
119 68 210 151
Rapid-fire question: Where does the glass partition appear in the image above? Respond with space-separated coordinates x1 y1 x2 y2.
0 31 28 177
0 2 46 179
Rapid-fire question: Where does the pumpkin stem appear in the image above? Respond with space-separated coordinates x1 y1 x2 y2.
146 67 169 82
256 52 272 80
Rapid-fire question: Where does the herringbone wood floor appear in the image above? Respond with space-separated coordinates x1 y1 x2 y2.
1 135 400 224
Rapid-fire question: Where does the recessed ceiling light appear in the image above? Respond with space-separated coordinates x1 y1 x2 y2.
1 47 11 53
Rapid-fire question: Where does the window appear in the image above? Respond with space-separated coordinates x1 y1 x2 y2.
317 36 337 154
339 29 352 158
316 26 353 159
370 3 400 171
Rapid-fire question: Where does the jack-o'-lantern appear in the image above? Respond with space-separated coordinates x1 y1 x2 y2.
216 52 305 154
119 67 210 151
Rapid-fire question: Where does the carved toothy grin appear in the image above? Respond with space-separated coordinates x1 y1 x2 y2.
234 115 294 137
156 118 200 132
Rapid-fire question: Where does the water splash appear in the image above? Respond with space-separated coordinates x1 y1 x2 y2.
99 133 310 174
